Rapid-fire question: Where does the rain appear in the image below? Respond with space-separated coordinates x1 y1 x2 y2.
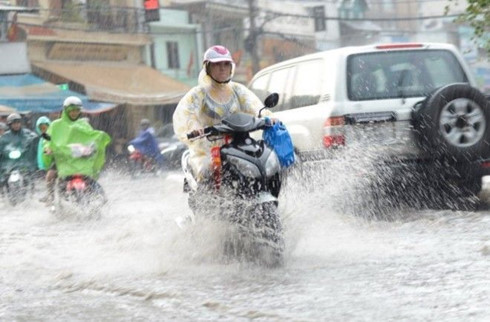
1 0 490 321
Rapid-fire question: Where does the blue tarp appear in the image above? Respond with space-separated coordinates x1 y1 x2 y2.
0 74 116 113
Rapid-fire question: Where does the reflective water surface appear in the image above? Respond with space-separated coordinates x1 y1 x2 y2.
1 169 489 321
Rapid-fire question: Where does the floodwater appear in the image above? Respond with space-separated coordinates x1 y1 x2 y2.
1 167 489 321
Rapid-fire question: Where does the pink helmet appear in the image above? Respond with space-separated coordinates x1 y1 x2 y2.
202 45 234 65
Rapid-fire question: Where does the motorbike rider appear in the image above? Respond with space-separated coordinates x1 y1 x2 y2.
0 113 38 189
43 96 111 205
35 116 55 203
35 116 51 171
173 45 274 182
128 118 163 167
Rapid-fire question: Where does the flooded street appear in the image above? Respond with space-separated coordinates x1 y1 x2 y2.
1 169 489 321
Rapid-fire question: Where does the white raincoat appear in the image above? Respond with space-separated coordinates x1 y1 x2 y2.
173 69 271 180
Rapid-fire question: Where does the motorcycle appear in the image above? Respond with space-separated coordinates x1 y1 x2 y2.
56 173 106 219
43 134 108 219
179 93 285 266
1 148 33 206
127 144 157 177
159 138 188 170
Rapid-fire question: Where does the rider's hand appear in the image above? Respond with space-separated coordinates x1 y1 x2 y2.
264 117 280 126
44 148 52 155
190 129 204 138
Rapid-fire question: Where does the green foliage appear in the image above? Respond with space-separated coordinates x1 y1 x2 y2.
445 0 490 52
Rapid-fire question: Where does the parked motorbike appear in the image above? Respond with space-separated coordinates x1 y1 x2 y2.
179 93 285 266
1 148 34 206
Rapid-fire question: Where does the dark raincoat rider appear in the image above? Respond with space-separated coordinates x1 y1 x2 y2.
129 119 163 166
0 113 37 184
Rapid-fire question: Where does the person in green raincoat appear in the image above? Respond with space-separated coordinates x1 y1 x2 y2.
0 113 38 185
43 96 111 204
35 116 54 203
35 116 51 170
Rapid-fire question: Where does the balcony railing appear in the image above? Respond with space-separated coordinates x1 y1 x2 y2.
43 4 148 33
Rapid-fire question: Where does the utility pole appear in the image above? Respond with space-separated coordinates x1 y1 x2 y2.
247 0 260 75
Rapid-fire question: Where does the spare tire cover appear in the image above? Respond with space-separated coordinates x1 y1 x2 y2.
414 83 490 161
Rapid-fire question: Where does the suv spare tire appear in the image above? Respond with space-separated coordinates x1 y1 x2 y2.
413 83 490 161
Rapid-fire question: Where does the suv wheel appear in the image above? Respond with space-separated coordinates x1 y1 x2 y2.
414 83 490 161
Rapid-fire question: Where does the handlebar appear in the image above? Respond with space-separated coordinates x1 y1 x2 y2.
41 133 51 141
186 127 213 140
186 116 276 140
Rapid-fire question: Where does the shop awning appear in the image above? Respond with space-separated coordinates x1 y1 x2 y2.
32 61 191 106
0 104 17 116
0 74 116 114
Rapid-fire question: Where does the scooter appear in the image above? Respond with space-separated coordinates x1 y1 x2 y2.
56 173 106 219
42 135 107 219
127 144 157 177
1 148 34 206
179 93 285 266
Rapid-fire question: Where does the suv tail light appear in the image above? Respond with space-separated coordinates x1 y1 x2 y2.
375 43 424 50
323 116 345 148
481 161 490 168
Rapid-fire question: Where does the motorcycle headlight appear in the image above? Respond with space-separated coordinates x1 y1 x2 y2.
127 145 135 153
8 150 21 159
8 170 21 183
265 152 281 177
227 155 261 178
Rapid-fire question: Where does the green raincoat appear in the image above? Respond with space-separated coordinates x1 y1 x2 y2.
43 110 111 179
0 127 38 180
35 116 51 170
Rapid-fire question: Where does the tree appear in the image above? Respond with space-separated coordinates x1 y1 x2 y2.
446 0 490 52
247 0 260 75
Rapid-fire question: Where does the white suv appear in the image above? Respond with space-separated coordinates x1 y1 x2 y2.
248 43 490 209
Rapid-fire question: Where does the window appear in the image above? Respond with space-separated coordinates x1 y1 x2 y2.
290 59 323 109
166 42 180 69
16 0 39 6
61 0 74 9
424 52 468 88
268 67 294 111
347 50 468 101
249 74 270 102
382 0 394 11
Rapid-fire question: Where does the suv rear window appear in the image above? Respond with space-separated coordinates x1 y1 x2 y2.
347 50 468 101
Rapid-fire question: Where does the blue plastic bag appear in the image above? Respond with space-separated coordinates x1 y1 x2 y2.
263 122 295 168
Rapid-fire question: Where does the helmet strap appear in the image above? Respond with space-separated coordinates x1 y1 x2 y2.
205 63 231 84
209 74 231 84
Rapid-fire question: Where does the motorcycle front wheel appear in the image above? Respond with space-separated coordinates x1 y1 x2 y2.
5 180 29 206
227 201 284 267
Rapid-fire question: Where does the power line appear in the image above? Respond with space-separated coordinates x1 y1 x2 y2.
262 10 462 21
286 0 462 4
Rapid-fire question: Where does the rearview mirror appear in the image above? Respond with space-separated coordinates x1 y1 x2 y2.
264 93 279 108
